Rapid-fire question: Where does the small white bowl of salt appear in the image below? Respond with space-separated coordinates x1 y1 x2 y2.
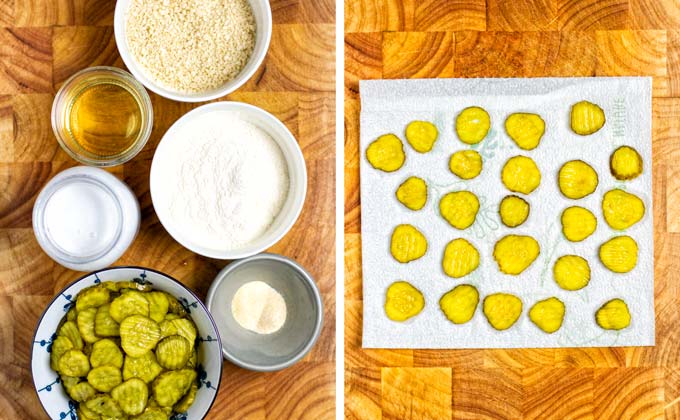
150 101 306 259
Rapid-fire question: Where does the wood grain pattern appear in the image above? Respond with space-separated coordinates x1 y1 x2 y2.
345 0 680 417
382 32 454 79
2 0 335 418
381 367 452 420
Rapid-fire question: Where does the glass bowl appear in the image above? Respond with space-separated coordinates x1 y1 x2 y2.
51 66 153 167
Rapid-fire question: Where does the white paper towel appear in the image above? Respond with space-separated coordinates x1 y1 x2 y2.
359 77 654 349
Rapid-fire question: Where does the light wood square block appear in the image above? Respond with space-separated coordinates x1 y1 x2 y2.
594 368 664 419
344 233 362 300
414 0 485 32
454 31 598 78
557 0 629 31
264 362 335 419
345 367 382 420
522 368 594 419
345 0 415 33
596 30 667 76
14 0 113 27
207 363 265 420
52 26 122 87
629 0 680 29
381 367 452 420
487 0 557 31
0 27 52 94
13 94 64 162
452 368 522 420
345 32 383 98
382 32 454 79
0 95 13 162
242 24 334 92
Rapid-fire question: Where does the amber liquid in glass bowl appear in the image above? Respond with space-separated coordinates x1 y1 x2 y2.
52 66 153 167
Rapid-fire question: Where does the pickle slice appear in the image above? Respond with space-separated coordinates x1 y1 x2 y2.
405 120 438 153
439 284 479 324
558 160 598 199
123 351 164 384
610 146 643 180
109 290 150 323
396 176 428 211
51 336 74 372
147 291 170 323
77 404 100 420
493 235 540 275
483 293 523 331
553 255 591 291
152 369 197 407
90 338 124 369
602 189 645 230
456 106 490 144
596 298 631 330
75 286 111 312
571 100 605 135
61 375 80 393
166 294 188 317
58 320 84 350
449 150 483 180
156 335 191 370
366 134 406 172
111 378 149 416
561 206 597 242
174 382 198 413
77 307 99 344
133 408 170 420
384 281 425 322
170 318 198 346
390 224 428 263
504 112 545 150
58 349 91 377
499 195 530 228
84 394 124 418
529 297 565 334
501 156 541 194
599 235 638 273
441 238 480 278
439 191 480 230
95 303 120 337
87 365 123 392
67 381 96 403
120 315 161 357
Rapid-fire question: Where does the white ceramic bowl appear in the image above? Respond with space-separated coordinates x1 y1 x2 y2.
150 101 307 260
31 267 223 419
113 0 272 102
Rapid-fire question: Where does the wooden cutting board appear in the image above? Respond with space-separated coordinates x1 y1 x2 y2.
0 0 335 419
345 1 680 419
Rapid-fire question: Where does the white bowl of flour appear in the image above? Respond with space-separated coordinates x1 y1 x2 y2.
150 102 306 259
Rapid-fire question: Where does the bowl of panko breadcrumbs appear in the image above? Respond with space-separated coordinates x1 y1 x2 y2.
114 0 272 102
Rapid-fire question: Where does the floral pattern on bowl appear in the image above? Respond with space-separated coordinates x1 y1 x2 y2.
31 266 223 419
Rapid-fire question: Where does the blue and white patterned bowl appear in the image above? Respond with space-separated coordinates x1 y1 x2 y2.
31 266 223 420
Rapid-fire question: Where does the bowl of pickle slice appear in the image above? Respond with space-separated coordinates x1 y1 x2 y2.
31 266 222 420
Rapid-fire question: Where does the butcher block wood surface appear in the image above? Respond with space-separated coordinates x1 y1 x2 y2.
345 1 680 419
0 0 335 419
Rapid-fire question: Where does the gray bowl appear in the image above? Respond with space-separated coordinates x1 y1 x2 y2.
206 253 323 371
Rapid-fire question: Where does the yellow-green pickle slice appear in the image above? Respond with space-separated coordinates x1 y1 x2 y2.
152 369 197 407
111 378 149 416
405 120 438 153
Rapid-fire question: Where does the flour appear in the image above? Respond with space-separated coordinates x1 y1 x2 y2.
160 111 289 250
